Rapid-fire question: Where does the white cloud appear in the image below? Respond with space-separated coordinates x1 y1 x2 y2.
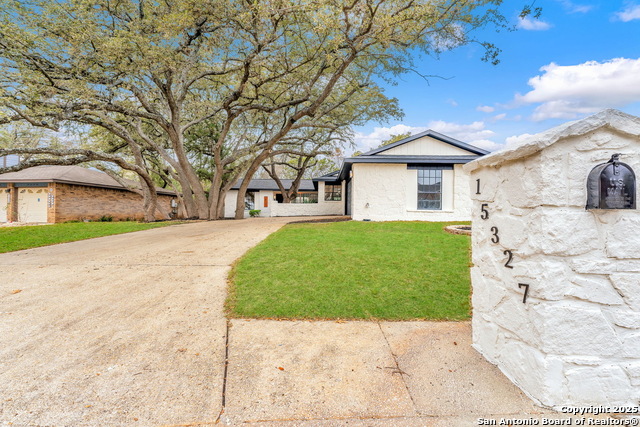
427 120 495 143
447 99 459 107
353 124 427 152
492 113 507 121
614 4 640 21
353 120 503 152
476 105 495 113
517 17 552 31
516 57 640 121
467 139 503 151
556 0 593 14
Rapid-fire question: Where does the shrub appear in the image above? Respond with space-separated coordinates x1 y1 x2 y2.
99 215 113 222
249 209 261 217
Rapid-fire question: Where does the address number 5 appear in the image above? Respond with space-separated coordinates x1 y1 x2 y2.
480 203 489 220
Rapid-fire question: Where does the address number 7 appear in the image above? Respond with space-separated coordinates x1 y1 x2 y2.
518 283 530 304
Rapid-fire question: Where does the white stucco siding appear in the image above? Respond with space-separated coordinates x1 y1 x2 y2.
270 181 345 217
224 190 268 218
224 190 250 218
351 163 472 221
351 163 406 221
255 190 272 216
224 190 236 218
316 181 346 215
381 135 473 156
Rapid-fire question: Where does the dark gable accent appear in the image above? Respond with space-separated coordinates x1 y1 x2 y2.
407 164 454 170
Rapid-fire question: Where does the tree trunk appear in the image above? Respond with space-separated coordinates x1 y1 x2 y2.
208 169 223 220
138 176 159 222
167 127 209 219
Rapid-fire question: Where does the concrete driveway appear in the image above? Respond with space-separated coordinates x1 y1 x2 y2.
1 218 568 426
0 218 292 426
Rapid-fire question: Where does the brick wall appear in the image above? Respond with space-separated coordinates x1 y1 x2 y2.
52 183 175 222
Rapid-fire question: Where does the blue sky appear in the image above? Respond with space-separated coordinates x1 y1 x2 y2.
353 0 640 153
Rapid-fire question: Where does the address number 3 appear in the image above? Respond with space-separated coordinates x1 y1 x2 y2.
490 226 499 243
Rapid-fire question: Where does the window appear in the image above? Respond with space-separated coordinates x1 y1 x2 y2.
324 184 342 201
274 192 319 203
244 192 255 210
417 168 442 210
293 193 318 204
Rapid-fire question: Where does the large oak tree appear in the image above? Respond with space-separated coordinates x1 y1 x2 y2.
0 0 517 220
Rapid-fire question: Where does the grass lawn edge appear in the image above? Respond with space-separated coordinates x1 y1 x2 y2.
0 220 186 254
226 220 472 322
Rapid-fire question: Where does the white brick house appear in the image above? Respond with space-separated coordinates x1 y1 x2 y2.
340 130 488 221
224 130 488 220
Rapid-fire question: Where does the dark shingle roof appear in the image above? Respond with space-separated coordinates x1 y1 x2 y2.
230 178 316 192
0 165 175 195
312 171 341 182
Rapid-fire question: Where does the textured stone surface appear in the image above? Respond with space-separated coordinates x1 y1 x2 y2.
512 258 574 301
531 304 622 356
497 340 565 407
611 273 640 311
608 310 640 329
468 110 640 408
606 216 640 258
471 267 508 311
492 299 541 347
565 366 633 405
567 275 624 305
527 208 601 256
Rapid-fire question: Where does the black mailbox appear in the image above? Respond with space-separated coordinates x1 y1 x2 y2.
586 153 636 210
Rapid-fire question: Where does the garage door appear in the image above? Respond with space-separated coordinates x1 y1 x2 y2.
0 189 9 222
17 188 48 223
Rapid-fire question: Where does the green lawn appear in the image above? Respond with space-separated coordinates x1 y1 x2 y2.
0 221 177 253
228 221 471 321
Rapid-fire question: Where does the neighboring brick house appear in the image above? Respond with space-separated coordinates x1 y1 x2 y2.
0 166 178 223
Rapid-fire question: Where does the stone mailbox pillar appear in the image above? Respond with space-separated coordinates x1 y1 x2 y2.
463 109 640 408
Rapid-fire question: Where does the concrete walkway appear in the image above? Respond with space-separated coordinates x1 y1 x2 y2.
0 218 565 426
